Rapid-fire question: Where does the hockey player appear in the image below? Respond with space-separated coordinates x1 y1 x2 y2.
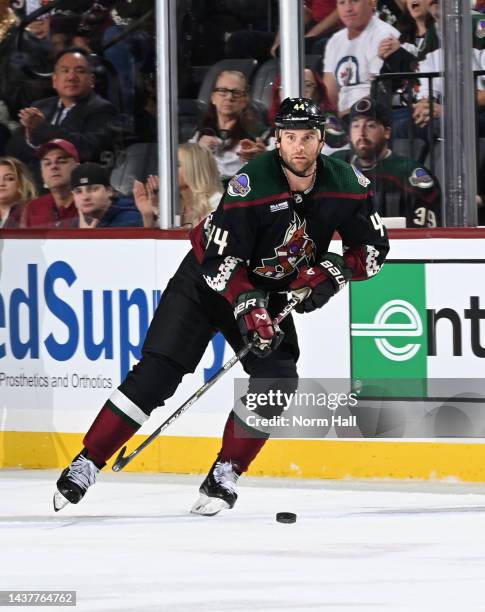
53 97 389 516
331 96 441 227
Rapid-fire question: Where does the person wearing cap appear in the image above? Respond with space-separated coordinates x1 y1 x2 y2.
53 97 389 517
20 139 79 228
6 47 118 169
70 162 142 228
331 96 441 227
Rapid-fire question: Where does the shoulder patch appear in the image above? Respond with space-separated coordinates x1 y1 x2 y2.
351 164 371 188
409 167 434 189
228 173 251 197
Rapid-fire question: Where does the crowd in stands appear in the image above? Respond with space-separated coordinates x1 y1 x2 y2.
0 0 484 230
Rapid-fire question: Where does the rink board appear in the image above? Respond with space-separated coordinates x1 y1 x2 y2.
1 228 485 480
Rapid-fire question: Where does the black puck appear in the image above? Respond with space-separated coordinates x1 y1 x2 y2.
276 512 297 524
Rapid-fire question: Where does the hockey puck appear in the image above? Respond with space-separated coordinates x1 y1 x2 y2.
276 512 297 524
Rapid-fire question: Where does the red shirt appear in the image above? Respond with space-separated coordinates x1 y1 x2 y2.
21 193 77 229
305 0 337 22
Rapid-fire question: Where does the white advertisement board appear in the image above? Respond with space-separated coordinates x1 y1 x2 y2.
0 237 349 437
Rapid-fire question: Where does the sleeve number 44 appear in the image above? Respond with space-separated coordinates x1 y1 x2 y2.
208 225 229 255
370 212 385 237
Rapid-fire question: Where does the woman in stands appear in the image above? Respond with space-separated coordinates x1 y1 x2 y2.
190 70 267 180
267 68 346 151
178 142 223 227
268 68 333 126
378 0 438 70
0 156 37 228
133 143 223 228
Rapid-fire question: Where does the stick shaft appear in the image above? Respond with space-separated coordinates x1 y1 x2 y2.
112 296 300 470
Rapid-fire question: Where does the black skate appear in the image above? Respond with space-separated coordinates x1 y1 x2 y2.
53 449 100 512
191 460 241 516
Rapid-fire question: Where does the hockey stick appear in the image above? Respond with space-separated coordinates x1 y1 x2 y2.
112 294 305 472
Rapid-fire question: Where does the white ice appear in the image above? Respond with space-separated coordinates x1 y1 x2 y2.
1 470 485 611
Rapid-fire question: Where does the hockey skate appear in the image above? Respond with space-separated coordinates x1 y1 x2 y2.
53 449 100 512
191 460 241 516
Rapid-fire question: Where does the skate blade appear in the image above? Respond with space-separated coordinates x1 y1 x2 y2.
190 493 229 516
53 490 70 512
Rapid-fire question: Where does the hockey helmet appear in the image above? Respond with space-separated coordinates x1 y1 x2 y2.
274 97 326 137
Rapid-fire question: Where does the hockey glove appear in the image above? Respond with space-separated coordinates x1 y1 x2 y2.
290 253 352 314
234 291 284 358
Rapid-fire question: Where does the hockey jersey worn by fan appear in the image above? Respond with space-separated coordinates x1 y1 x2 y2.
191 149 389 305
331 149 441 228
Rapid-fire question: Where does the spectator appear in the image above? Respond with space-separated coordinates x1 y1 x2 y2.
190 70 267 180
178 143 223 227
394 8 485 138
20 139 79 228
0 0 18 45
331 96 440 227
7 47 118 172
377 0 404 26
379 0 438 72
268 68 334 125
323 0 400 116
0 156 37 228
0 7 53 120
26 14 50 42
378 0 439 126
133 143 223 228
71 162 142 228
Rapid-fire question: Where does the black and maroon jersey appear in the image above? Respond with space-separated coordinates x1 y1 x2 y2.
190 149 389 305
331 149 441 228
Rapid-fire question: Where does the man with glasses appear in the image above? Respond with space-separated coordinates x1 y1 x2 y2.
192 70 267 179
7 47 118 171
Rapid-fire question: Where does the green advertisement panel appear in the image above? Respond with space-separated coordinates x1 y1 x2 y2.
350 263 427 396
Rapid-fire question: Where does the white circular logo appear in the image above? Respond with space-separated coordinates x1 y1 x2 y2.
351 299 423 361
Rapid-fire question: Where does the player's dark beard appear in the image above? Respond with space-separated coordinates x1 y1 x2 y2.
279 150 317 178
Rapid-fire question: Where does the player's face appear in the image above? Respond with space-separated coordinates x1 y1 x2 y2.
41 149 78 190
72 184 112 217
350 117 390 162
278 129 322 175
336 0 374 30
0 164 20 205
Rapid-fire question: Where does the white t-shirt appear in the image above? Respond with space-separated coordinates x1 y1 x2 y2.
417 47 484 100
324 16 400 112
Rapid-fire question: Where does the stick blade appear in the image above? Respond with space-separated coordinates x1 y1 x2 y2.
112 446 128 472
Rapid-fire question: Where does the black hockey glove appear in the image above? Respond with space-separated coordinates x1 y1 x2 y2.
290 253 352 314
234 291 284 358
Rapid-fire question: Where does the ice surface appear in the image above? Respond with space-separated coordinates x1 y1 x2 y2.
1 470 485 611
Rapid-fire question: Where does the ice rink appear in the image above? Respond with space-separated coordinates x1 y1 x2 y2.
2 470 485 611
